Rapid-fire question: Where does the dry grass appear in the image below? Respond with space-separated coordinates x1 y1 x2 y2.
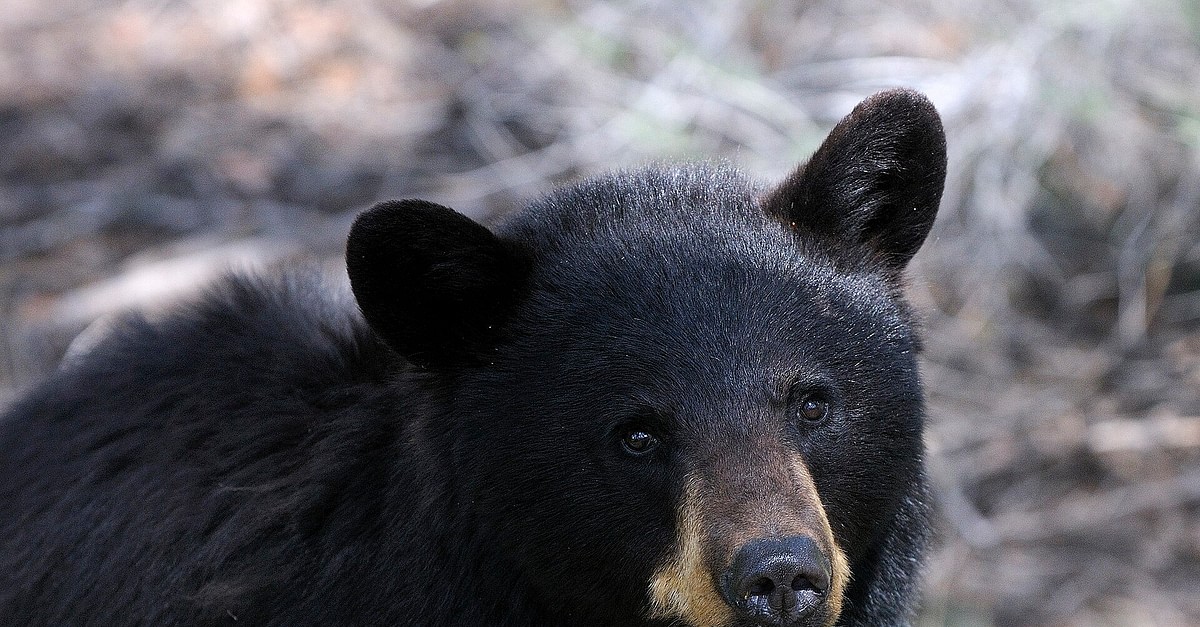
2 1 1199 624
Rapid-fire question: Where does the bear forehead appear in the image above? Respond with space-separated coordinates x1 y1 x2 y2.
504 165 898 314
496 166 913 386
500 163 766 252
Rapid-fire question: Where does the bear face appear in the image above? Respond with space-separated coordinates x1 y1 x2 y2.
348 89 946 626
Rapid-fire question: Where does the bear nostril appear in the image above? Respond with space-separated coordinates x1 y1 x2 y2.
722 536 830 622
749 577 775 597
791 573 817 592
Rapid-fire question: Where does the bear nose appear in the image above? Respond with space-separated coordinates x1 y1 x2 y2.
721 536 829 625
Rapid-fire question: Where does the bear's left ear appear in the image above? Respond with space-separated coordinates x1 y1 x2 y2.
763 89 946 271
346 200 530 369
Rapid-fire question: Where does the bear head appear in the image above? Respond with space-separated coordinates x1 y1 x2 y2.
346 89 946 626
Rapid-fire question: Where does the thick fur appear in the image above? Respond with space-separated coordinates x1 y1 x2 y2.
0 89 945 626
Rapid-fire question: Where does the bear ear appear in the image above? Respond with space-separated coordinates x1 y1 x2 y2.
763 89 947 271
346 199 529 369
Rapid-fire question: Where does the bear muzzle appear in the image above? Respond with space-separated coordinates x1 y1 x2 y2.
647 462 848 627
718 535 832 626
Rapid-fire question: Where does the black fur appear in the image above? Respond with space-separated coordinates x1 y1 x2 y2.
0 89 945 625
346 199 531 369
765 89 945 272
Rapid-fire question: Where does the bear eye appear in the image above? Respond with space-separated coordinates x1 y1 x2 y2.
791 392 830 424
621 429 660 455
798 398 828 421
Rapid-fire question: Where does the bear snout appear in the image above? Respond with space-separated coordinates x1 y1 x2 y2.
647 462 849 627
719 535 830 626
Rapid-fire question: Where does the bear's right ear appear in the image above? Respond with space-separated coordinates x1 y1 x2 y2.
346 200 530 369
763 89 946 272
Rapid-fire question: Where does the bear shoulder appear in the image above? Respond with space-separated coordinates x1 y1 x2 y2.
0 271 429 623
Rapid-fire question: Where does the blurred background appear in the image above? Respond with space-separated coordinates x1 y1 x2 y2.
1 0 1199 624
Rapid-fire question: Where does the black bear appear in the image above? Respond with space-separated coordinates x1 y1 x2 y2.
0 89 945 626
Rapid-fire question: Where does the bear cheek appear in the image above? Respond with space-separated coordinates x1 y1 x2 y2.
462 409 678 616
807 405 924 562
646 476 737 627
